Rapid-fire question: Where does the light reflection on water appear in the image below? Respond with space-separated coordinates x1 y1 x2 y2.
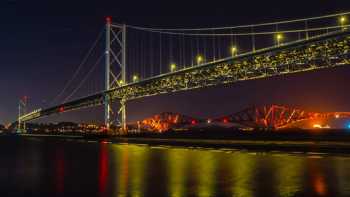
1 138 350 197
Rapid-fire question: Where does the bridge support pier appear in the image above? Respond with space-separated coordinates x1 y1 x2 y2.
120 99 127 132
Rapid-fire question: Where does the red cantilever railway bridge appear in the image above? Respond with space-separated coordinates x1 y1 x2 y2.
139 105 350 132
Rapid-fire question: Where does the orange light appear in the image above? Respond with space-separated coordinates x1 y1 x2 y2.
313 124 330 129
313 124 321 128
314 175 327 196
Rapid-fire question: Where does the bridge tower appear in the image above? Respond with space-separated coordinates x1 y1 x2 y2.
105 17 127 132
17 96 27 133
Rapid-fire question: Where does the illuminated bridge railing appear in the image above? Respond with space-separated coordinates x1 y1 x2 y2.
20 30 350 122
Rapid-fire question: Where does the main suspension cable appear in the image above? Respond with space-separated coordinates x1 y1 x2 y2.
129 25 350 37
125 11 350 31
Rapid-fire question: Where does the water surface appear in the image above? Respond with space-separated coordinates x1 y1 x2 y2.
0 137 350 197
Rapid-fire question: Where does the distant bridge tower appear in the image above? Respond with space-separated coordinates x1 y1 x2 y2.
17 96 27 133
105 17 127 132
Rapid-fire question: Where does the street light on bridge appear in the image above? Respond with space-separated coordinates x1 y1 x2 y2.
276 33 284 46
196 55 203 65
230 46 238 56
132 75 139 83
339 16 347 30
170 63 177 72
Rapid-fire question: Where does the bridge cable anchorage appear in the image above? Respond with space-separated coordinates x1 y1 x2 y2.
125 11 350 31
49 29 104 106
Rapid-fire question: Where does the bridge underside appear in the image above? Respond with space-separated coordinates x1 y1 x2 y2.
20 30 350 123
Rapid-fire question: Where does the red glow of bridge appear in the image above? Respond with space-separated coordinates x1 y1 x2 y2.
55 149 65 194
59 106 65 113
140 112 200 132
138 105 350 132
98 143 109 195
223 118 229 124
215 105 350 130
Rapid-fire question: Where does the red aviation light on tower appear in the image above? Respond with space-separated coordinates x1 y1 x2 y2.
223 118 229 124
21 96 28 104
191 120 197 125
106 16 112 24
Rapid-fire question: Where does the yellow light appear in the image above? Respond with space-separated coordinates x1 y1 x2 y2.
132 75 139 82
170 63 177 72
276 33 283 41
231 46 237 55
340 16 347 24
313 124 322 129
119 80 124 85
340 16 348 30
276 33 284 46
196 55 203 64
335 114 340 119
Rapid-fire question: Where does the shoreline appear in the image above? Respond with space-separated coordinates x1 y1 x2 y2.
4 133 350 154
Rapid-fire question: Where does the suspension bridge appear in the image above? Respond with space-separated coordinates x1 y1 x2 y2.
16 12 350 133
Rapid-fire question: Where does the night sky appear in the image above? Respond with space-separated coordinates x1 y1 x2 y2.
1 0 350 124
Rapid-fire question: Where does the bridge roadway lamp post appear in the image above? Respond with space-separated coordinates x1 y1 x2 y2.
196 55 203 65
105 17 127 133
276 33 283 47
340 16 347 30
170 63 176 72
231 46 237 56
